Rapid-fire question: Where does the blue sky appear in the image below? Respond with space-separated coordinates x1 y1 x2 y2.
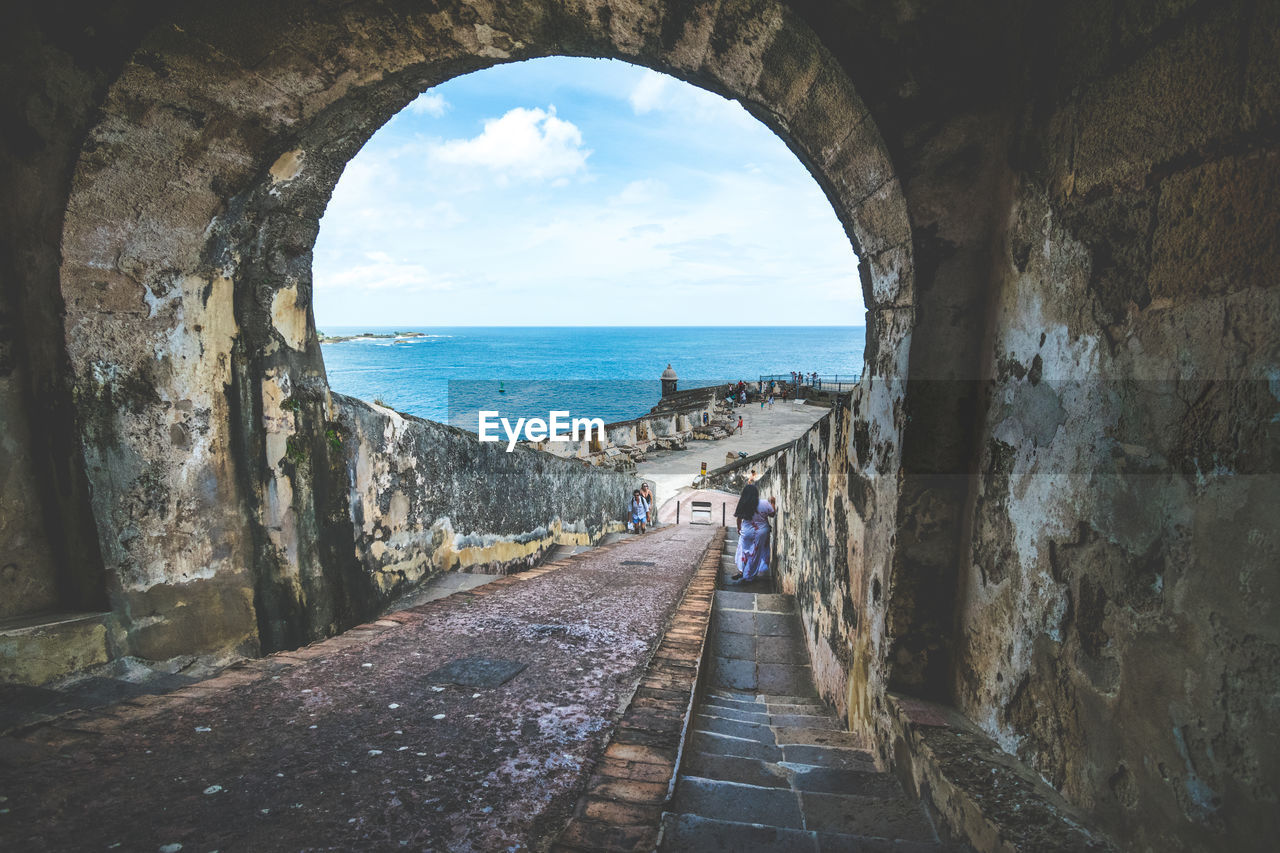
313 57 862 327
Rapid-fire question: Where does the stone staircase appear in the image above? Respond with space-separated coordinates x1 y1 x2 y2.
658 530 958 851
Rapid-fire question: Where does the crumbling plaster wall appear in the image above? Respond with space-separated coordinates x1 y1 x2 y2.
948 3 1280 850
336 393 638 594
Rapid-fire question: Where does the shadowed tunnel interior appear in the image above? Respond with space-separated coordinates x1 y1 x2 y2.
1 1 1277 850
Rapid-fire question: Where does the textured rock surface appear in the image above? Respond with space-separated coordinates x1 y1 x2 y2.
336 392 640 597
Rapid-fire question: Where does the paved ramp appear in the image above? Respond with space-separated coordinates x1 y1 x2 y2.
0 526 715 852
657 488 736 527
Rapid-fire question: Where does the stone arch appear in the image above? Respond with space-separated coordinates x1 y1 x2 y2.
57 0 913 660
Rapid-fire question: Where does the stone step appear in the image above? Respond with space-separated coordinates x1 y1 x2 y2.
711 633 808 666
707 660 818 696
711 591 796 615
786 765 907 798
659 812 816 853
711 609 803 638
688 730 783 762
670 777 805 830
693 714 776 743
764 700 828 715
769 713 840 730
779 743 877 769
697 697 841 731
759 665 819 697
697 703 771 724
800 789 940 842
700 691 762 707
758 693 826 707
705 688 763 702
681 751 789 789
680 750 891 794
774 727 867 749
659 812 955 853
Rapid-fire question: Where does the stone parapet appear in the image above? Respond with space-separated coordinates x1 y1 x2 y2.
334 393 643 605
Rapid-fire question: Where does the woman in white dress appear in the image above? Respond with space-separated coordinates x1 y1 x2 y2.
732 496 777 582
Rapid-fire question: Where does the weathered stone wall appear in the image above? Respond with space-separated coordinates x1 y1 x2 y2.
4 0 1277 848
0 295 60 619
946 4 1280 849
703 353 908 738
336 393 639 596
708 404 864 719
532 385 729 464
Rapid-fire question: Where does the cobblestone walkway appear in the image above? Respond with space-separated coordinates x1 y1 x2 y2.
0 525 715 852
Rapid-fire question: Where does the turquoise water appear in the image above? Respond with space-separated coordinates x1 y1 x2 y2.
320 326 865 427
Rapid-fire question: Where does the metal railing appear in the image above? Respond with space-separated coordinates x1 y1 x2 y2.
756 373 861 391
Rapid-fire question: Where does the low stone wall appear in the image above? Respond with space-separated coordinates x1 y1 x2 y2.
335 394 643 602
701 435 800 493
702 400 867 724
530 385 732 467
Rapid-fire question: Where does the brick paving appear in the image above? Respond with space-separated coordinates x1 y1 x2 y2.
553 528 724 852
0 526 715 852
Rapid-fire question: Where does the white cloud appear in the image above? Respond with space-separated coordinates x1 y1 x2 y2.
406 91 449 117
628 69 755 130
611 179 665 205
312 58 863 326
316 253 453 293
430 106 590 182
629 70 670 114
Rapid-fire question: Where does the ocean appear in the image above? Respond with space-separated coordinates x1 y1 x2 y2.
320 326 865 428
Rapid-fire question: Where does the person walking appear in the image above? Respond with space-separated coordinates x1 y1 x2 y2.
737 415 744 433
732 494 777 582
639 482 655 526
630 489 648 534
